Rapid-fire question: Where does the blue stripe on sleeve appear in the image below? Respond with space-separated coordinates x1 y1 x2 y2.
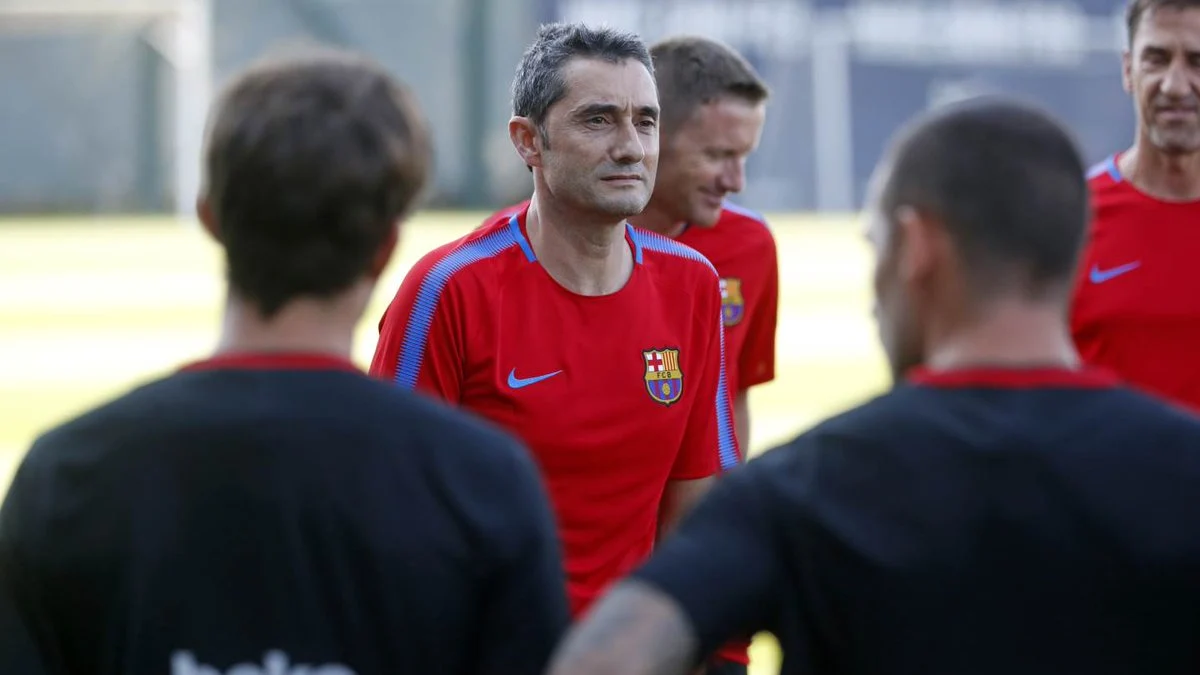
393 228 521 388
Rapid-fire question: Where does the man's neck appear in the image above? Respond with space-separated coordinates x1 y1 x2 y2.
526 194 633 296
924 299 1080 372
628 202 685 238
214 289 366 360
1119 141 1200 202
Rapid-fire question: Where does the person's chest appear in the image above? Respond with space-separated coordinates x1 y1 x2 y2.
1073 198 1200 329
678 226 770 377
456 267 707 475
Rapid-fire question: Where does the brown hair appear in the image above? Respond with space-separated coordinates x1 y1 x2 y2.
1126 0 1200 46
649 36 769 132
202 46 432 317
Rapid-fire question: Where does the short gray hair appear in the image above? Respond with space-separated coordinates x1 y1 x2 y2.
511 22 654 128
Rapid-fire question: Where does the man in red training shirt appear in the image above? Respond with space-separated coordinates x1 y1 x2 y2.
488 37 777 462
482 37 774 673
370 22 738 621
1071 0 1200 412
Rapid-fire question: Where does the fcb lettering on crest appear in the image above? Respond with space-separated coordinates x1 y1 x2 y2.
643 348 684 406
720 278 745 326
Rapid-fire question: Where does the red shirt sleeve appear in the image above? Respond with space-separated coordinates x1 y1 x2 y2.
671 273 741 479
368 251 465 403
739 235 779 391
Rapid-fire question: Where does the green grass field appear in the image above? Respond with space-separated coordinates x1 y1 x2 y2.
0 211 890 674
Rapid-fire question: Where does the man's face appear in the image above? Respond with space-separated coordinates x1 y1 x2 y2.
538 57 660 219
653 98 765 227
1124 6 1200 155
864 160 924 383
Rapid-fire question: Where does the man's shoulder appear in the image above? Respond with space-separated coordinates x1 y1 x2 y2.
630 225 718 278
368 379 534 466
282 370 529 460
1084 153 1136 209
403 214 532 294
17 373 204 490
817 378 1200 451
1093 385 1200 441
674 202 776 275
746 390 904 475
30 374 180 454
795 390 903 442
1086 154 1121 189
29 369 530 477
355 378 546 512
717 201 775 246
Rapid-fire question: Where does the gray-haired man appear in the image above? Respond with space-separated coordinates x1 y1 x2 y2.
371 21 739 629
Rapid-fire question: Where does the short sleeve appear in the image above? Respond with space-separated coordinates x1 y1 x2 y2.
738 235 779 391
369 253 466 403
631 460 783 658
672 274 740 478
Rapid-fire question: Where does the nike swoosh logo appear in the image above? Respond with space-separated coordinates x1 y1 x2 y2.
507 368 562 389
1089 261 1141 283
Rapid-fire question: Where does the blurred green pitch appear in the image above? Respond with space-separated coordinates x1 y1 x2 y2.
0 211 889 675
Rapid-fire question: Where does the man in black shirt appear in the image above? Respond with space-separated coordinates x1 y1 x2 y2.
0 48 568 675
545 98 1200 675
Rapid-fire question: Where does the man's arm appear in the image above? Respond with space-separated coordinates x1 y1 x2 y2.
546 580 697 675
475 438 571 675
734 233 780 456
660 274 738 538
733 390 751 455
657 476 712 542
548 463 784 675
368 250 466 401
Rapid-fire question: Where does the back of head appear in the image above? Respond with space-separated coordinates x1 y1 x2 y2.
880 97 1089 301
511 22 654 132
201 47 432 317
649 35 769 133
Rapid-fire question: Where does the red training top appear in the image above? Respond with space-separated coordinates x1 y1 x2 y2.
676 201 779 395
1071 153 1200 413
370 205 739 617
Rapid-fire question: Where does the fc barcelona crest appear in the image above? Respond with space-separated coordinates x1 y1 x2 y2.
720 278 745 327
643 348 684 406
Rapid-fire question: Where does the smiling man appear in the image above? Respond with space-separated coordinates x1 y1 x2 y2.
1071 0 1200 411
625 35 775 675
370 22 737 623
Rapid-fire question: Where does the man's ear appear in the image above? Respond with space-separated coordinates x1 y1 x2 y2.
196 195 221 243
509 116 545 170
893 205 944 286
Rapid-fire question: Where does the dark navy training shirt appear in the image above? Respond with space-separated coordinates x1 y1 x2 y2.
0 352 569 675
635 366 1200 675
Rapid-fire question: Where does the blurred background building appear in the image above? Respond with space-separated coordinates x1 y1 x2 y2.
0 0 1132 216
